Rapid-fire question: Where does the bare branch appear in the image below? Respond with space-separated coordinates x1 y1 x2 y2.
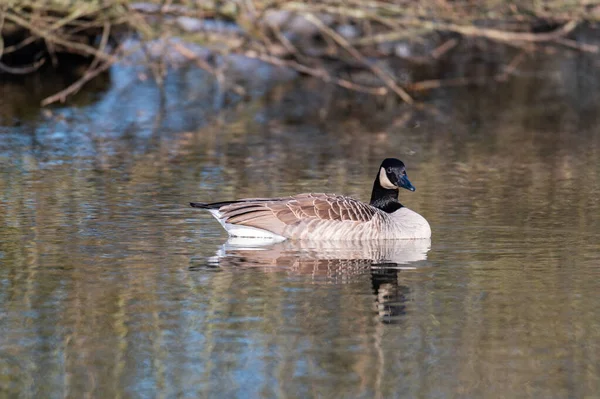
302 13 413 104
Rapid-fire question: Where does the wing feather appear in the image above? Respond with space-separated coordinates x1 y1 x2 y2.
215 193 379 238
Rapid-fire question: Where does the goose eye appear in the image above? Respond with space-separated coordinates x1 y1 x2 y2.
386 167 392 173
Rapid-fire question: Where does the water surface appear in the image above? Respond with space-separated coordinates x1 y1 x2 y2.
1 50 600 398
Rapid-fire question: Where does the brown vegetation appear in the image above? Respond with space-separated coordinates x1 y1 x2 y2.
1 0 599 105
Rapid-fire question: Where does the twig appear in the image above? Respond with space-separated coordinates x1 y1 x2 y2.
4 5 104 54
4 11 116 62
172 42 246 96
5 0 595 106
406 19 579 44
1 35 39 56
269 22 306 61
431 38 459 59
0 58 46 74
409 48 528 91
284 2 580 45
302 12 413 103
89 21 110 71
44 57 112 106
40 20 113 105
496 50 527 82
138 38 168 86
45 37 58 67
173 42 215 71
408 76 489 91
40 40 129 106
245 51 388 95
553 37 598 53
352 28 434 46
46 5 92 31
282 2 400 28
40 59 112 106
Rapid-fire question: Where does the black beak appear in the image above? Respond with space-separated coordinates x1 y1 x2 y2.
399 175 416 192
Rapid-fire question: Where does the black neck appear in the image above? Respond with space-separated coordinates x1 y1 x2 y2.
369 176 403 213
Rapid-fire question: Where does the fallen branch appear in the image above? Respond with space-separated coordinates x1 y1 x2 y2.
302 12 413 104
245 52 388 95
430 20 579 43
554 37 599 53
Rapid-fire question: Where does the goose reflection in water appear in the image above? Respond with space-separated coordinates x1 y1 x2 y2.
195 238 431 323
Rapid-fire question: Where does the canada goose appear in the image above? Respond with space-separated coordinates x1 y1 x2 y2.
190 158 431 240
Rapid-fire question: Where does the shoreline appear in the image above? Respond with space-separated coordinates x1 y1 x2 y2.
1 1 599 106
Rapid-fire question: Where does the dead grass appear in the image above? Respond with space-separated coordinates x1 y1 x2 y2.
1 0 598 105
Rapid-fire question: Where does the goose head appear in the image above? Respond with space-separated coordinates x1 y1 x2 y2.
378 158 415 192
370 158 415 212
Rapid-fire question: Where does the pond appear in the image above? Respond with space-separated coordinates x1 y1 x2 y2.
1 49 600 398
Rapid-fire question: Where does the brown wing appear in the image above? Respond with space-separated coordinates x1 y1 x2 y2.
218 193 378 235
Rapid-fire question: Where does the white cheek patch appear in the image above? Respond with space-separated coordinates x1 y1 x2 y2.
379 167 397 189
